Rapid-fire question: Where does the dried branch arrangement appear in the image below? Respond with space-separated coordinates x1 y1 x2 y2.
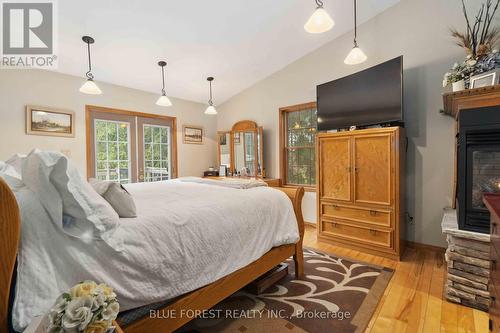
451 0 500 58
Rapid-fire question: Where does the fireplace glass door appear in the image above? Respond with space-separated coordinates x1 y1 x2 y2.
471 150 500 210
466 146 500 229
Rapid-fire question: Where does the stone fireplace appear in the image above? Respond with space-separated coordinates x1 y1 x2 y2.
441 86 500 312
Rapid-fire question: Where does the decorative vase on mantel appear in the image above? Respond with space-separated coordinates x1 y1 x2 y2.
452 80 465 92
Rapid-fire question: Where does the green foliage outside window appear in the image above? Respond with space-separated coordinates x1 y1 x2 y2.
285 108 317 186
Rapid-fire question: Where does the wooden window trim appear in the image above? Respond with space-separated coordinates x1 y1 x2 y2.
85 105 178 180
279 102 317 192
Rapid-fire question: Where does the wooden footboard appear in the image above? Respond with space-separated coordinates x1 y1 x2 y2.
0 178 304 333
274 186 305 279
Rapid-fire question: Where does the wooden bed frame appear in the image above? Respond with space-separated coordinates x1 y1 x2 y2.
0 178 304 333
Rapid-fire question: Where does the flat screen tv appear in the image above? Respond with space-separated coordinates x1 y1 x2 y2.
316 56 403 131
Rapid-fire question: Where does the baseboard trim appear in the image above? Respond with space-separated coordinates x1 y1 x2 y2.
404 240 445 253
304 221 316 228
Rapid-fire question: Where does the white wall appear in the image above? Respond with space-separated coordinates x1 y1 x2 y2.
217 0 478 247
0 69 217 177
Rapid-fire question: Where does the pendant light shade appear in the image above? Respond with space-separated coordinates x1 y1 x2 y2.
79 36 102 94
79 79 102 94
344 0 366 65
344 46 367 65
304 0 334 34
156 61 172 107
156 95 172 107
204 105 217 115
204 77 217 115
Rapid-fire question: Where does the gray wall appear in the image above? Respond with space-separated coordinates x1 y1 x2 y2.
217 0 481 247
0 69 217 177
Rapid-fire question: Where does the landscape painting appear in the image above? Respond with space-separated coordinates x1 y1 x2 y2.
26 106 75 137
183 125 203 144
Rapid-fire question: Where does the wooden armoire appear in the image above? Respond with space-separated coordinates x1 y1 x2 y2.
316 127 405 260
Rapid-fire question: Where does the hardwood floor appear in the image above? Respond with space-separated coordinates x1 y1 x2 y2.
302 225 488 333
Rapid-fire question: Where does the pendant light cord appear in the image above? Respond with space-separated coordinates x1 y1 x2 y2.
86 41 94 80
161 65 166 95
353 0 358 46
315 0 324 8
208 80 213 106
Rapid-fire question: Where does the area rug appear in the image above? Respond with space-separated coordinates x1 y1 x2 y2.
177 248 393 333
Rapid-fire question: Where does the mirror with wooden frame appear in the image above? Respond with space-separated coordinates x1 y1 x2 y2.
230 120 264 178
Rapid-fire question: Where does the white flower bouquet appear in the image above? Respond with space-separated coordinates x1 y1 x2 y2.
47 281 119 333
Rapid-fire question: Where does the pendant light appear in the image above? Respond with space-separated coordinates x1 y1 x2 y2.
344 0 367 65
304 0 334 34
204 77 217 115
155 61 172 107
79 36 102 94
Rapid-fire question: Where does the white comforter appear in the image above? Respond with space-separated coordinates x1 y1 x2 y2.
12 179 299 331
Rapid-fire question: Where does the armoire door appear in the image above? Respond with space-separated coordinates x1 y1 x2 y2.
353 133 392 206
320 137 351 201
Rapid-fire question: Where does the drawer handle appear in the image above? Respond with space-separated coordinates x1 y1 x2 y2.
369 210 378 216
492 296 496 303
369 229 377 235
493 259 497 270
332 204 339 209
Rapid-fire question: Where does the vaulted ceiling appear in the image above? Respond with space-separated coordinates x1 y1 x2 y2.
55 0 399 104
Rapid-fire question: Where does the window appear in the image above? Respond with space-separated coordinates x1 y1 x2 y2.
86 106 177 183
280 102 317 188
143 125 171 182
95 120 131 183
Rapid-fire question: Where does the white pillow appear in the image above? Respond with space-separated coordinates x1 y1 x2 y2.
21 149 123 250
0 160 21 179
5 153 26 176
89 179 137 218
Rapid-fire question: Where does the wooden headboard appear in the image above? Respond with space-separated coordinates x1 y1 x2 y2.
0 178 21 333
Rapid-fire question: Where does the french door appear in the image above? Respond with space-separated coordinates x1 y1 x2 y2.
86 106 177 183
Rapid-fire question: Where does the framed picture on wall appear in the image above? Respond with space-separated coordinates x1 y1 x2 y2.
183 125 203 144
26 105 75 137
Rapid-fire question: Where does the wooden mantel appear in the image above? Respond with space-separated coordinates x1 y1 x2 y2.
442 84 500 118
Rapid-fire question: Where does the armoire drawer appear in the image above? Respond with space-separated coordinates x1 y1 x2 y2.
322 220 392 248
322 203 391 227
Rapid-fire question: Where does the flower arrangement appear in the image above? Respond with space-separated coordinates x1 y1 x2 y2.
443 51 500 88
47 281 119 333
443 0 500 89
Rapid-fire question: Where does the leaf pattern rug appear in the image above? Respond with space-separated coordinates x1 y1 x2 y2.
178 248 393 333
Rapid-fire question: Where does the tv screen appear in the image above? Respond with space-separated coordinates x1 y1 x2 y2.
316 56 403 131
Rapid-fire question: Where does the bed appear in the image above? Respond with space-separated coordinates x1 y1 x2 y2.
0 167 304 332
